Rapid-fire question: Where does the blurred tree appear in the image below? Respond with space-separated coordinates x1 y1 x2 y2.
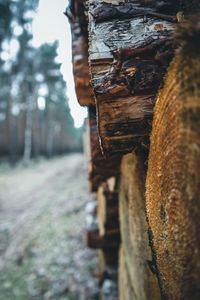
0 0 82 162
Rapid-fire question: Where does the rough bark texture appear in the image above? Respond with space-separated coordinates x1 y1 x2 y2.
146 17 200 300
119 152 160 300
88 0 176 154
67 0 200 299
88 106 121 191
65 0 95 106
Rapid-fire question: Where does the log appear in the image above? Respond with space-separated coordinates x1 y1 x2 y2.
119 152 160 300
97 177 119 236
98 248 119 300
98 249 118 282
88 0 176 154
65 0 95 106
146 16 200 300
87 229 120 249
88 106 121 191
96 177 120 299
119 246 133 300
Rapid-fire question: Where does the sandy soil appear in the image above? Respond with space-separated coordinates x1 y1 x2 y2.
0 154 99 300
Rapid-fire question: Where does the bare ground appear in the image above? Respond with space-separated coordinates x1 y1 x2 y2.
0 154 99 300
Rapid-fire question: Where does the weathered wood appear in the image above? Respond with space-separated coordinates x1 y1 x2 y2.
119 246 134 300
88 106 121 191
146 17 200 300
99 249 118 281
120 152 160 300
87 229 120 249
97 177 119 236
65 0 95 106
89 0 176 154
96 177 120 299
98 249 118 300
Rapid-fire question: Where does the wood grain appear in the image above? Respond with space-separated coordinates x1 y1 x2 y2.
146 17 200 299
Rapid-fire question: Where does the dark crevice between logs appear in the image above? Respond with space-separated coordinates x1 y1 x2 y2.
147 227 169 300
90 2 179 24
87 229 120 249
90 0 200 24
91 4 176 24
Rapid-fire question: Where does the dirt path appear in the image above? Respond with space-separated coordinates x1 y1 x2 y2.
0 154 99 300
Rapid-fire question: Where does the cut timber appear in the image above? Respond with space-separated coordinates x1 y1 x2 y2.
87 229 120 249
71 29 94 106
88 0 176 154
98 249 118 286
97 177 120 299
98 248 119 299
120 152 160 300
146 17 200 300
97 177 119 236
88 106 121 191
119 246 134 300
65 0 95 106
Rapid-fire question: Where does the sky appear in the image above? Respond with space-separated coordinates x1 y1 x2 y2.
32 0 87 128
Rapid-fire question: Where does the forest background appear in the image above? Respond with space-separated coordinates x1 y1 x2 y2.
0 0 83 164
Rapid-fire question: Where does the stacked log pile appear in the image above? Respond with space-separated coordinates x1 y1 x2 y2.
66 1 121 297
66 0 200 299
119 152 160 300
88 0 176 154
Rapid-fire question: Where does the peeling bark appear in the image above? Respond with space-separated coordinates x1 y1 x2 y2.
89 0 176 154
65 0 95 106
88 106 121 191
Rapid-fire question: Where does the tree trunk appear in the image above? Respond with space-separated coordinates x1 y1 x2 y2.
32 100 41 158
7 96 17 163
23 95 33 163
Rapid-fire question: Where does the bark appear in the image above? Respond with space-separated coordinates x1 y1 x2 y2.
88 106 121 191
146 17 200 300
88 0 176 154
23 94 33 163
65 0 95 106
32 101 40 157
7 96 17 163
45 102 54 158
